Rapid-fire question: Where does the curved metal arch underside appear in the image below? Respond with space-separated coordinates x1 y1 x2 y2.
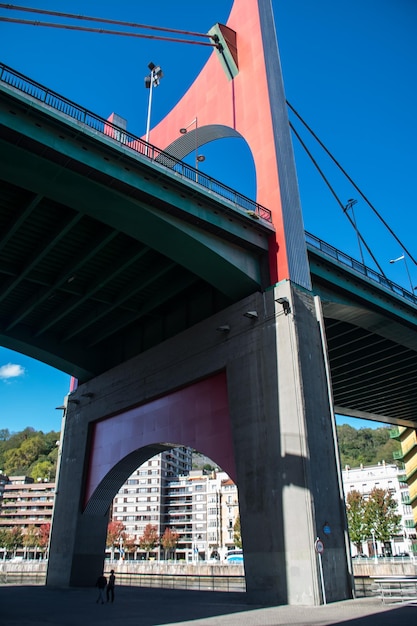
83 444 170 516
159 124 245 163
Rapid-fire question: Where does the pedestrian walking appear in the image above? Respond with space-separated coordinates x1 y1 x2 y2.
95 573 107 604
106 569 116 603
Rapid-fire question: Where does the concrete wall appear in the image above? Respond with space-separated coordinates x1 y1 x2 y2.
47 282 352 605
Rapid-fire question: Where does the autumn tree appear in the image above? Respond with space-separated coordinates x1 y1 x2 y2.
139 524 159 560
364 488 402 544
160 528 179 560
2 526 24 557
106 521 126 559
23 525 39 557
346 491 367 554
233 516 242 549
123 535 137 559
38 523 51 552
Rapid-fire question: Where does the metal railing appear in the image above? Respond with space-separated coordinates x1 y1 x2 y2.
0 62 272 223
306 231 417 305
372 576 417 604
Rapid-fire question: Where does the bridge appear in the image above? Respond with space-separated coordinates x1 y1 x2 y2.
1 63 416 428
0 0 416 609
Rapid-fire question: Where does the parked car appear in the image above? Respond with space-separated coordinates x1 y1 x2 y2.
226 550 243 563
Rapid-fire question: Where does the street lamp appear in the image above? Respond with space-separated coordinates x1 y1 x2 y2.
389 254 414 293
371 529 378 563
179 117 205 172
144 62 163 153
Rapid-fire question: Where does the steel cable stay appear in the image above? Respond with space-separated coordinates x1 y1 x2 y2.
289 121 387 279
287 100 417 268
0 3 219 47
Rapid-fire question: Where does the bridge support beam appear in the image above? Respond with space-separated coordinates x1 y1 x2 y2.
47 284 353 605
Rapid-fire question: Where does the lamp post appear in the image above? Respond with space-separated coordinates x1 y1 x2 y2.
179 117 205 176
389 254 414 293
144 62 163 155
371 529 378 563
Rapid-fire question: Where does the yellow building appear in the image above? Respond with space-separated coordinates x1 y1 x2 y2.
390 427 417 554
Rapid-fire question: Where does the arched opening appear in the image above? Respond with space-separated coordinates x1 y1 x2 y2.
102 447 241 566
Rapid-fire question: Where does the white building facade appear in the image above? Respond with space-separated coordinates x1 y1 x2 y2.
342 462 414 557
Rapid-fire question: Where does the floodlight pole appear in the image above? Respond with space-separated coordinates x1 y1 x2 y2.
144 62 163 156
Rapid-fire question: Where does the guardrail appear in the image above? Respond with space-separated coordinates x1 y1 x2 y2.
372 576 417 604
306 231 417 305
107 571 245 593
0 62 271 223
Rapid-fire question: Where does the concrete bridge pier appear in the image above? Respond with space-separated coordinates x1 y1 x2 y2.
47 283 353 606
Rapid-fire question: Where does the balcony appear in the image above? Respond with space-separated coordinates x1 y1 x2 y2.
390 427 404 440
393 442 417 460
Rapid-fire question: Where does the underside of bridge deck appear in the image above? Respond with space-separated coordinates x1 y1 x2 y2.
0 84 272 382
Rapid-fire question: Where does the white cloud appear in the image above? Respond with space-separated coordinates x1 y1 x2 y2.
0 363 26 382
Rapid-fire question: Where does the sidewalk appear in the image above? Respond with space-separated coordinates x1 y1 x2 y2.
1 585 416 626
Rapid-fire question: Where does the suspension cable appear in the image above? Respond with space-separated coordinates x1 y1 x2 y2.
287 100 417 267
0 16 219 47
0 3 215 40
289 121 388 278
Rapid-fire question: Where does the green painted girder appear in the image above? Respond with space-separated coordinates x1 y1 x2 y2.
308 247 417 331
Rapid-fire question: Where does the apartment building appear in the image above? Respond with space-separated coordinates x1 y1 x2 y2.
0 475 55 530
111 447 192 555
164 470 239 561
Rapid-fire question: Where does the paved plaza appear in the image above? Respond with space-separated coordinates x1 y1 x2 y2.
1 585 416 626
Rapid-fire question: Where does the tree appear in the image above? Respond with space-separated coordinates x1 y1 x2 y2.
364 488 402 545
2 526 24 557
23 525 39 549
106 521 126 559
1 428 60 476
0 528 9 559
336 424 400 468
0 428 10 441
38 523 51 556
346 490 367 554
139 524 159 559
160 528 179 560
233 516 242 549
29 460 54 482
123 535 137 560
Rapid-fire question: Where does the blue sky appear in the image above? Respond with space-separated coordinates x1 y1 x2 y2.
0 0 416 433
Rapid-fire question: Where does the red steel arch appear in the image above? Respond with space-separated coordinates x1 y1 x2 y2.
83 0 310 512
149 0 310 289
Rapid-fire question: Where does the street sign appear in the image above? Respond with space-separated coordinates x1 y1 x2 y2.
315 538 324 554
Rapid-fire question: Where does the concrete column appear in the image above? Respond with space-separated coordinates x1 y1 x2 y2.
227 283 352 604
46 284 352 604
47 400 108 587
